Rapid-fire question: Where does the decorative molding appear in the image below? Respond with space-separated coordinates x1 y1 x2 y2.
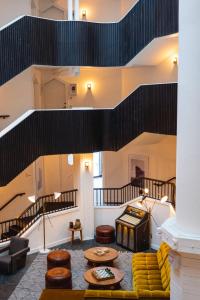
161 217 200 254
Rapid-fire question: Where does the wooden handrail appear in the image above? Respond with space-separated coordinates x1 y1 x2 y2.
0 115 10 119
94 177 176 206
19 189 78 218
153 177 176 187
0 193 25 211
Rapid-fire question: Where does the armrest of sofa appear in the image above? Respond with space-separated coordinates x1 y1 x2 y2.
0 246 10 254
138 290 170 299
11 247 30 259
84 290 138 299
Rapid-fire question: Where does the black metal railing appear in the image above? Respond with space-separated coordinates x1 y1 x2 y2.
94 177 176 207
94 183 140 206
0 189 78 243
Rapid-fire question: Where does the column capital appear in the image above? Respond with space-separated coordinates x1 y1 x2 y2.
161 217 200 255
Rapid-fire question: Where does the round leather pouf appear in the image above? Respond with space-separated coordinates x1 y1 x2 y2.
45 267 72 289
96 225 115 243
47 250 71 270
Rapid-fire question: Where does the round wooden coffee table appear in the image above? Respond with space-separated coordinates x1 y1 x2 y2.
84 247 118 266
84 266 124 290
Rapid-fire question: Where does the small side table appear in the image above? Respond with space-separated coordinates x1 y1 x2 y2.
69 228 83 244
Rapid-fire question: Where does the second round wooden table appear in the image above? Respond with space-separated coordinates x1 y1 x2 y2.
84 247 118 266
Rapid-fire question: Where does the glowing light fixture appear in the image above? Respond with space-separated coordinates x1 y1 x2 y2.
173 56 178 64
28 195 36 203
68 154 74 166
82 9 86 19
144 188 149 194
161 195 168 204
85 161 89 169
54 192 61 200
87 83 92 90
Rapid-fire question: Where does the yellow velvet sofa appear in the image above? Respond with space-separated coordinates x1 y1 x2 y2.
132 242 171 300
39 289 170 300
39 243 171 300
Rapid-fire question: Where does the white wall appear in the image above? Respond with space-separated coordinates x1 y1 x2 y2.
122 56 178 100
44 154 74 195
0 68 34 130
0 0 31 28
121 0 138 17
95 197 175 250
0 164 35 222
0 154 74 221
21 207 81 253
103 133 176 188
35 0 136 22
36 56 177 110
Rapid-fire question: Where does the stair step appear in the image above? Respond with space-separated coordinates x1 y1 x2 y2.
9 225 22 235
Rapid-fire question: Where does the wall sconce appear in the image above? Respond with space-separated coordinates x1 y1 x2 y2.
82 9 87 19
87 83 92 90
85 161 89 169
173 56 178 64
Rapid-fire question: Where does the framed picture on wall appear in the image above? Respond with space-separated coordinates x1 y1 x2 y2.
128 154 149 185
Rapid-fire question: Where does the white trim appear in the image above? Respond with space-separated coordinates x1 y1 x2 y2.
0 1 138 31
0 110 34 138
0 15 25 31
0 81 177 137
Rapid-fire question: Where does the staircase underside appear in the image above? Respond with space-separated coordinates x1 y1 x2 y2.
0 83 177 186
0 0 178 86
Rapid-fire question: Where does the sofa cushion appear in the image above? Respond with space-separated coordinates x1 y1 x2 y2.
84 290 138 299
156 243 170 269
160 257 170 290
132 254 159 272
0 255 11 274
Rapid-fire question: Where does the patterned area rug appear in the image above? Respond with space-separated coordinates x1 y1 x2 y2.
8 250 132 300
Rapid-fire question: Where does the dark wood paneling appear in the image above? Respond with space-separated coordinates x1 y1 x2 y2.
0 0 178 86
0 83 177 186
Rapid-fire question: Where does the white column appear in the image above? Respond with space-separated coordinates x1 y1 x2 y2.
176 0 200 234
161 1 200 299
74 154 94 240
67 0 73 20
74 0 80 20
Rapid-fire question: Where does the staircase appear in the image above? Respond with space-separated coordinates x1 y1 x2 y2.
0 189 78 242
0 0 178 86
0 83 177 186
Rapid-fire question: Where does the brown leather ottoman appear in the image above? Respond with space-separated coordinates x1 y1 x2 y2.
47 250 71 270
96 225 115 243
45 267 72 289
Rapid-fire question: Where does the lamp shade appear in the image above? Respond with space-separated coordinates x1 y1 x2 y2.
28 195 36 203
137 200 144 209
54 192 61 199
161 195 168 204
